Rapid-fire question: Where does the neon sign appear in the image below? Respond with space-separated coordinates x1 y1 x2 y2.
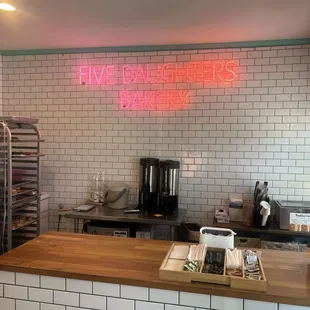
79 60 236 110
120 90 190 110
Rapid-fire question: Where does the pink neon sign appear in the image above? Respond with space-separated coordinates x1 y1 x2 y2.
120 90 190 110
79 60 236 110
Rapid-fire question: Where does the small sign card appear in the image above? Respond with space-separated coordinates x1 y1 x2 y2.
289 213 310 232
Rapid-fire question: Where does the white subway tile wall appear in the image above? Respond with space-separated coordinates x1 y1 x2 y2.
16 273 40 287
80 293 106 309
28 287 53 303
41 304 65 310
121 285 148 300
279 305 310 310
244 300 277 310
165 305 194 310
4 284 28 300
41 276 65 291
108 297 134 310
93 282 120 297
149 288 179 304
66 279 92 294
179 291 210 308
54 290 79 307
136 301 164 310
1 46 310 232
0 297 15 310
16 300 39 310
0 271 15 284
0 272 308 310
211 296 243 310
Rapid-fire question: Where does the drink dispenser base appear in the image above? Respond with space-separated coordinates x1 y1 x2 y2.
159 160 180 215
138 158 159 213
138 158 180 215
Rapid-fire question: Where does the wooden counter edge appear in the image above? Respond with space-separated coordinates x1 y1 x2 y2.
0 264 309 307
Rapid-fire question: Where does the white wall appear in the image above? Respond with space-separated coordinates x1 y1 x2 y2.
0 271 308 310
1 45 310 233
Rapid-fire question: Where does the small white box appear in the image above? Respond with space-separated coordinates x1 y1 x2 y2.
229 208 243 222
215 207 228 219
216 217 230 224
199 227 236 249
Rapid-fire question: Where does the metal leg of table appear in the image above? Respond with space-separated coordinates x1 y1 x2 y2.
170 226 178 241
151 225 155 239
74 219 79 233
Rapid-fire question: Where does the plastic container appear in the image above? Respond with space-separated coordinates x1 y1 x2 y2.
275 200 310 230
199 227 236 249
107 183 129 209
261 241 299 252
180 222 201 242
234 237 261 248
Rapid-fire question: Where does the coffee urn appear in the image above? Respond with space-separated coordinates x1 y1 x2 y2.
138 158 160 212
159 160 180 214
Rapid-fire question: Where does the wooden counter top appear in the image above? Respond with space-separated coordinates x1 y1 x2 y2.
0 232 309 307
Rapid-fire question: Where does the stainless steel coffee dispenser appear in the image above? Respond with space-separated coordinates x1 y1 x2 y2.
138 158 180 214
159 160 179 214
138 158 159 212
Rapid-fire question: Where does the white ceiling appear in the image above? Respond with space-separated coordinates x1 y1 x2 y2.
0 0 310 51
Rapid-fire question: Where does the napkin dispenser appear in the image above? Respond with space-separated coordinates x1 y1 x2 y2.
199 227 236 249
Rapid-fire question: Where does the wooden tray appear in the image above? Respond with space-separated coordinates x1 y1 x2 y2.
192 247 229 285
159 243 267 292
158 243 229 285
158 243 192 283
230 252 267 292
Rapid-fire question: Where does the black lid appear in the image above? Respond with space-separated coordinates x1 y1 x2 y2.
140 157 159 165
160 160 180 168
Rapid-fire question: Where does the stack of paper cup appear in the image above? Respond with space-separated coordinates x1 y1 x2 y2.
260 201 271 227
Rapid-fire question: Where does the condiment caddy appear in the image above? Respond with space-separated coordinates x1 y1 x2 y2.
159 243 267 292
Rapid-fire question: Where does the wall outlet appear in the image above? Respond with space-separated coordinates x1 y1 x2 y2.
59 204 64 210
58 204 72 214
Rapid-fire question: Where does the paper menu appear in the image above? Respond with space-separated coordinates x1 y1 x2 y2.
289 213 310 232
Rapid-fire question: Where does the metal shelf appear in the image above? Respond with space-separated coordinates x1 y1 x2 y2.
12 195 38 206
12 188 37 197
0 120 43 254
12 218 37 231
12 181 37 188
12 146 39 150
12 128 37 135
11 166 39 171
12 204 37 214
12 139 45 143
12 153 45 158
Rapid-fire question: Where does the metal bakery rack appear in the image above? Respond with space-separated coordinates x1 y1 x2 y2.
0 116 44 254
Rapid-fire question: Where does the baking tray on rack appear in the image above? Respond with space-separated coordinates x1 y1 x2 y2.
12 195 38 206
0 116 38 124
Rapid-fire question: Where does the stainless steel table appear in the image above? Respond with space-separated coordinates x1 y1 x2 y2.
64 206 186 241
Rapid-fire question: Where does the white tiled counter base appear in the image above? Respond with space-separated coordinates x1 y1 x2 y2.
0 271 308 310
